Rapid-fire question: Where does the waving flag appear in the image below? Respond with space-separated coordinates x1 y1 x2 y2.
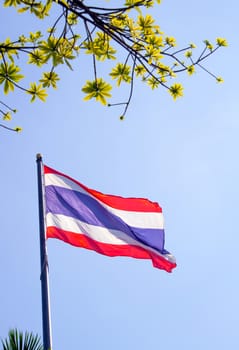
44 165 176 272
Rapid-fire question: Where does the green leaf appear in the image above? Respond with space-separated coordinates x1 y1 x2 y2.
0 62 24 94
110 63 131 86
82 78 112 105
4 0 22 7
40 71 60 88
1 329 43 350
27 83 48 102
28 49 46 66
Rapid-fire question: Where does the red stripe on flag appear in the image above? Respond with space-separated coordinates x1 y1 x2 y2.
46 226 176 272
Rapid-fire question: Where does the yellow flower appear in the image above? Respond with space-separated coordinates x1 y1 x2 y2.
204 40 213 50
3 112 12 121
134 65 146 76
187 65 195 75
169 83 184 100
216 76 224 83
165 36 176 47
216 38 228 47
147 77 160 89
185 50 192 58
14 127 22 132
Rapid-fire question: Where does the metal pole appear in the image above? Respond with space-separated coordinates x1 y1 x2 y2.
36 153 53 350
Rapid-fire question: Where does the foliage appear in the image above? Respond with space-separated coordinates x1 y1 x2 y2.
1 329 43 350
0 0 227 131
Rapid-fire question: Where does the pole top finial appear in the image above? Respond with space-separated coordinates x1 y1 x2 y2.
36 153 42 160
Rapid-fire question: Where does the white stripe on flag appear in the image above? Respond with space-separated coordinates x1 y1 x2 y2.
46 213 175 263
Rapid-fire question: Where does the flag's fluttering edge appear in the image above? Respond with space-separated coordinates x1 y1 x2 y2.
44 166 176 272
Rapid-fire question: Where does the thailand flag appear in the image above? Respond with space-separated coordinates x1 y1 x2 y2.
44 165 176 272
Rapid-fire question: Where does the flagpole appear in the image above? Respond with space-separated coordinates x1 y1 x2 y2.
36 153 53 350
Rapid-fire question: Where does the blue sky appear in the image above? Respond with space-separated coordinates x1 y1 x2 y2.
1 1 239 349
